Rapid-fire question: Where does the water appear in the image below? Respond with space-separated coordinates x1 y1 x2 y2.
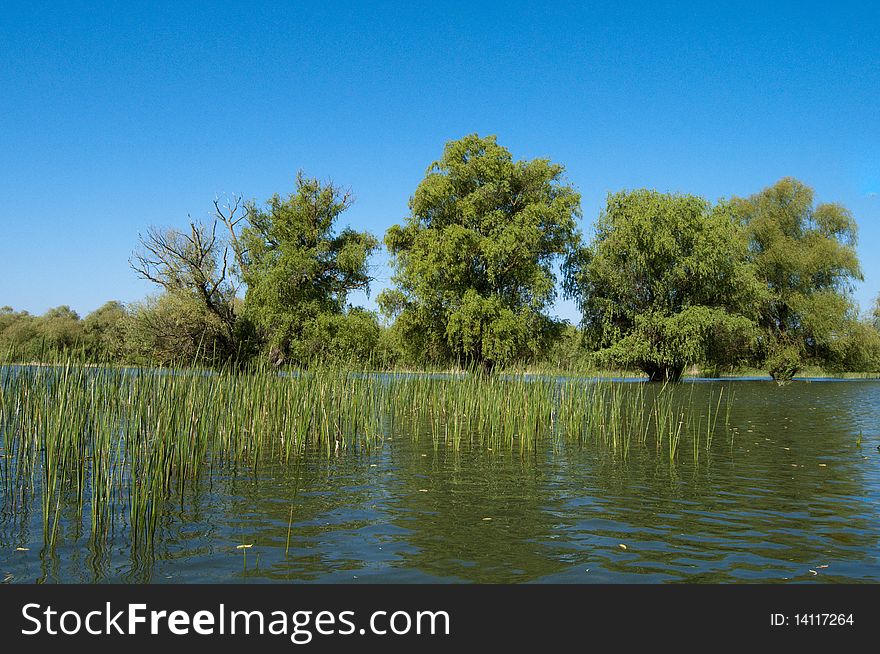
2 379 879 583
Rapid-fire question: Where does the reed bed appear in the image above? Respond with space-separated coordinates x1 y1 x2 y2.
0 360 732 550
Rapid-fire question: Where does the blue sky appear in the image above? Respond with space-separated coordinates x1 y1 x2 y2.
2 1 878 323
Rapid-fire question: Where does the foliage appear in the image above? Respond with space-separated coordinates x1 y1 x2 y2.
381 134 581 372
731 178 862 380
290 307 384 366
566 190 761 381
0 305 88 360
536 323 592 372
4 155 878 377
872 294 880 331
38 305 83 352
1 303 127 362
0 306 43 359
825 319 880 373
123 293 232 366
82 301 128 359
228 173 379 365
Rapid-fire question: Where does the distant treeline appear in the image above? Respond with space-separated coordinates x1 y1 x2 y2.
4 134 880 380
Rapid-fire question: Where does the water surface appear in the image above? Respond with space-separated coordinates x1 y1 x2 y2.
2 379 878 583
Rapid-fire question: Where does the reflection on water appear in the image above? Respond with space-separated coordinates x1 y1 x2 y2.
2 380 879 583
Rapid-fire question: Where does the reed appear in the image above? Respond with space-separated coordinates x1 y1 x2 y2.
0 357 732 553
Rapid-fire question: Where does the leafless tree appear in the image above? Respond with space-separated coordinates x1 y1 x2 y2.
130 213 240 344
214 194 250 276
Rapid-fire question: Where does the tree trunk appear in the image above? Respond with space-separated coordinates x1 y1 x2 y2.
476 358 496 376
643 363 684 383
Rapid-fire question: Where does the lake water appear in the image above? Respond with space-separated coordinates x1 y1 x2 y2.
2 378 879 583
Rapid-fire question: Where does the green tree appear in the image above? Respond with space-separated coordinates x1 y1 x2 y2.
0 307 41 360
541 324 591 372
828 318 880 373
731 178 862 380
223 173 379 365
38 305 84 353
292 307 383 366
380 134 581 372
872 294 880 331
0 305 87 360
124 293 231 366
566 190 761 381
82 301 128 360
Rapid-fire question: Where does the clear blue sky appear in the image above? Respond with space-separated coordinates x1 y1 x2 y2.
2 1 878 323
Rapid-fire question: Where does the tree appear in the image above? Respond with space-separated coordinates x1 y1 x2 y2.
130 214 241 361
731 178 862 380
541 324 591 372
222 173 378 365
293 307 383 365
565 190 761 382
827 318 880 373
123 293 232 366
0 307 40 360
872 294 880 331
38 306 84 352
380 134 581 372
82 301 128 360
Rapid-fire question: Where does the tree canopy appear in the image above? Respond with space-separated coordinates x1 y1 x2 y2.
227 173 379 365
731 177 862 380
1 303 128 361
6 140 875 379
380 134 581 371
565 190 761 381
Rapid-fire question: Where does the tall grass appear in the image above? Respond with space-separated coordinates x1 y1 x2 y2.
0 358 732 552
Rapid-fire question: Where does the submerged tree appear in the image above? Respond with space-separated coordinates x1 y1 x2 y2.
731 178 862 380
565 190 761 381
222 173 379 365
380 134 581 372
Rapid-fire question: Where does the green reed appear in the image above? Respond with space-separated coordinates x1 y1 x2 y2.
0 358 732 553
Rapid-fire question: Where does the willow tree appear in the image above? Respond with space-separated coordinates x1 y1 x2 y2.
732 178 862 380
380 134 582 372
224 173 379 365
565 190 761 381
